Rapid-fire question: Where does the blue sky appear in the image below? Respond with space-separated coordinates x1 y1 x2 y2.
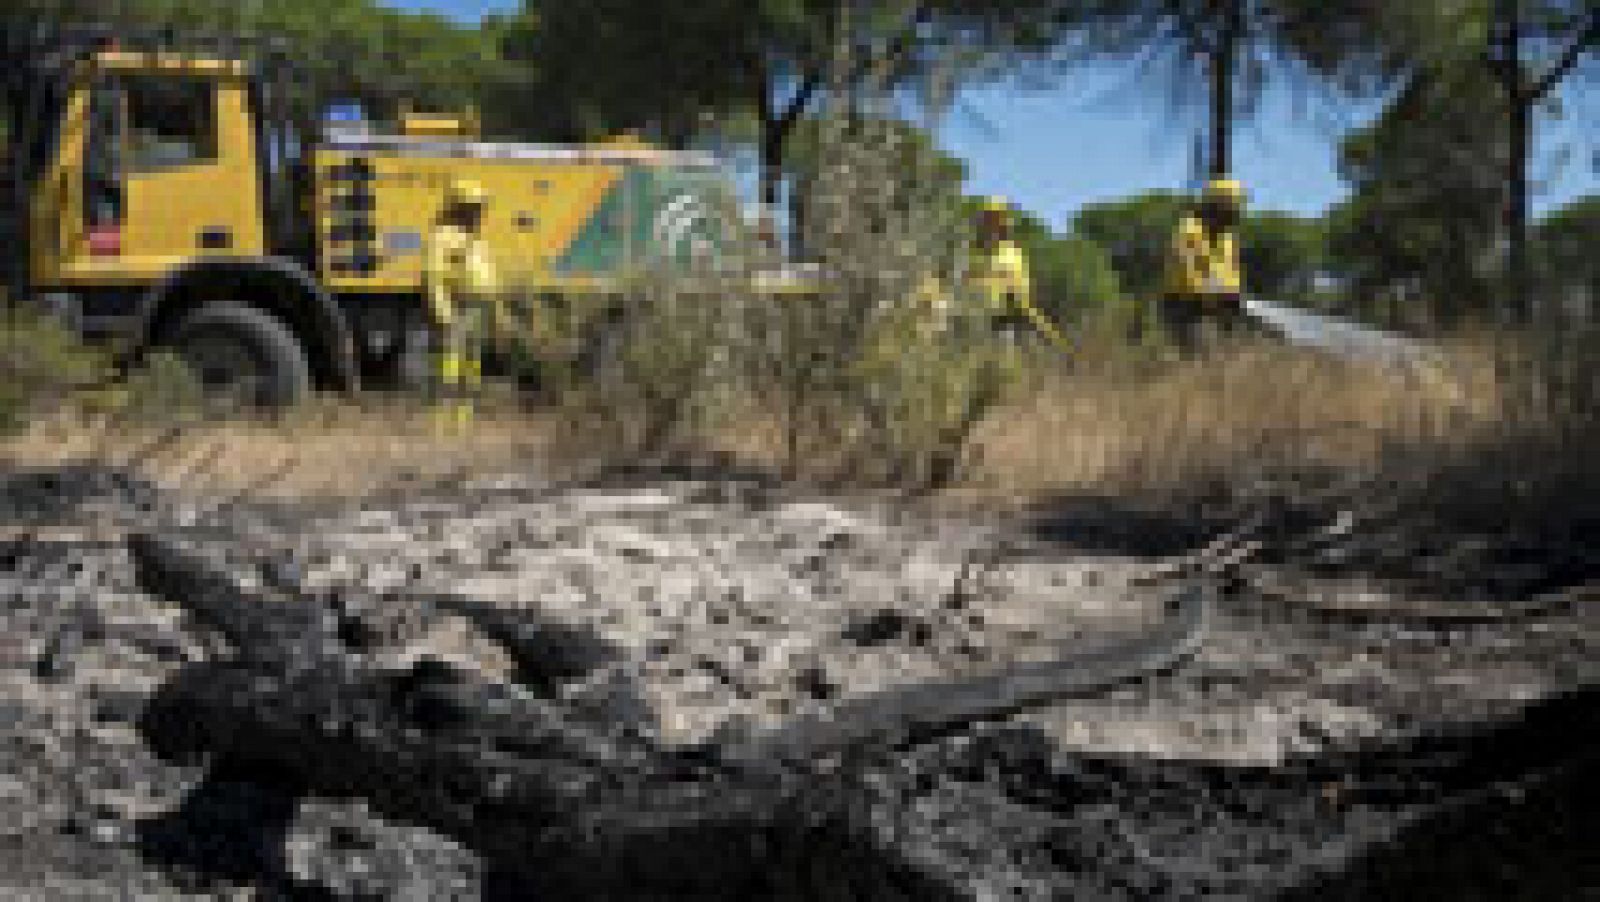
389 0 1596 232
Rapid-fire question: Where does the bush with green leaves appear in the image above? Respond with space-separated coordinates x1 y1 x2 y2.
1 306 214 435
751 47 1033 485
0 309 106 435
112 349 207 422
526 36 1051 486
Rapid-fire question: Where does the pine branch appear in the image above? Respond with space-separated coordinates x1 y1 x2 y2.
1531 10 1599 102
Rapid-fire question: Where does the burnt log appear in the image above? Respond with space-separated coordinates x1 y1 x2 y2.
128 531 954 899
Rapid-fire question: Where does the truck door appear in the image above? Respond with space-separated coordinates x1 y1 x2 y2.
73 67 265 279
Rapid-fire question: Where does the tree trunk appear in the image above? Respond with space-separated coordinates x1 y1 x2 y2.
760 133 783 211
790 183 810 257
1490 0 1530 324
756 74 782 212
1209 0 1244 180
1507 94 1532 323
757 65 825 256
758 84 797 258
761 121 786 248
1 66 35 301
1495 5 1600 323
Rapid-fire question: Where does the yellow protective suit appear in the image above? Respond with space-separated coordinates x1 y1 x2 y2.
1164 213 1243 300
966 238 1069 352
423 213 502 430
1160 179 1248 350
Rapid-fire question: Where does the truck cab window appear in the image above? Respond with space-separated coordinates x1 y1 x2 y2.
122 75 218 171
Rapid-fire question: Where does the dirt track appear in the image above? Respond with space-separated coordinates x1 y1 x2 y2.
1 463 1595 899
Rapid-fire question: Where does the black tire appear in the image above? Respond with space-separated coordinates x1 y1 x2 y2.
168 303 312 410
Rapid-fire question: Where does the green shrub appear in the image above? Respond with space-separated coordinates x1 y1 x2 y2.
521 38 1050 487
1 307 214 435
0 310 107 435
111 350 207 422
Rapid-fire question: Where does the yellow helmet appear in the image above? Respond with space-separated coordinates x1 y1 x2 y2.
977 195 1012 233
1203 179 1245 209
446 178 488 209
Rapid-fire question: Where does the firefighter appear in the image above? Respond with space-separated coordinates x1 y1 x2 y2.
423 177 502 430
1161 178 1247 351
905 197 1063 454
965 197 1069 352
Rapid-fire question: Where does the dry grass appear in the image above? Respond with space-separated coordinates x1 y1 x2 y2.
3 330 1590 550
964 338 1505 503
1 397 563 503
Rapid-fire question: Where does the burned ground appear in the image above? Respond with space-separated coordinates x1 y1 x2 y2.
0 462 1594 899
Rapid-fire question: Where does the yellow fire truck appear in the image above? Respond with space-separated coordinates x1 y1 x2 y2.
3 28 747 406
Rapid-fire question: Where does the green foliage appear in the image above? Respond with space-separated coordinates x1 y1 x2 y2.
111 350 206 422
537 58 1031 486
998 206 1129 334
497 0 1071 200
196 0 505 123
0 311 105 435
789 115 971 204
2 0 507 133
1072 192 1190 301
1044 1 1590 329
564 275 748 456
1032 233 1127 322
1324 65 1507 327
1321 0 1597 323
1533 194 1600 314
490 1 751 142
781 88 988 484
0 306 212 433
1056 1 1436 179
1240 211 1326 300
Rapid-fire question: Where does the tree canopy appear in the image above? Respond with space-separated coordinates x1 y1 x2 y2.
496 0 1072 208
2 0 507 131
1072 192 1190 302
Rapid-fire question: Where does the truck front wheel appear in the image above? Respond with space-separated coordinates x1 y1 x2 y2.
169 303 313 409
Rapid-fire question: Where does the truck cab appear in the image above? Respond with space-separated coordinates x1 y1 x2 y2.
32 50 269 289
7 34 355 406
